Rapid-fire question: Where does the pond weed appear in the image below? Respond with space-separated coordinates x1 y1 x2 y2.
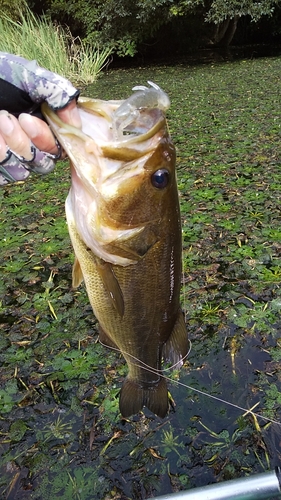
2 57 281 497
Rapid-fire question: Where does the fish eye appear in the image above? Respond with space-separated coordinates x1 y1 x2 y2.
151 169 170 189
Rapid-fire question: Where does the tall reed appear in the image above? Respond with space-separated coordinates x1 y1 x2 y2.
0 7 112 86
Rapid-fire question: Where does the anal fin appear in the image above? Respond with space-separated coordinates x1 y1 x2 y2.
98 324 119 350
162 309 190 368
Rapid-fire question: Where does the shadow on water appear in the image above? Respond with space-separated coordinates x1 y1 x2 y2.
109 43 281 69
1 54 281 499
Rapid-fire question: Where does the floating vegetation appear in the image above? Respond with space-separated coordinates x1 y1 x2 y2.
1 55 281 498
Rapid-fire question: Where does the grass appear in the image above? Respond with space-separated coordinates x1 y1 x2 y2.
1 54 281 498
0 6 112 86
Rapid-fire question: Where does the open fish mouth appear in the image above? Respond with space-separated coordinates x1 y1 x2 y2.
41 82 172 266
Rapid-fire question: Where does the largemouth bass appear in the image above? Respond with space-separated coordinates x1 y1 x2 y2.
42 82 189 418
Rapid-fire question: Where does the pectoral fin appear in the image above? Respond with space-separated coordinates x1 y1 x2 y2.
96 259 125 317
104 226 159 261
162 309 190 368
72 257 84 288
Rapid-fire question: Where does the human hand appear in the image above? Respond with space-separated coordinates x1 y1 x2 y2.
0 52 82 185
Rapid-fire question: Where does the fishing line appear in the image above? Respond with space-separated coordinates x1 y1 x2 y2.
99 339 192 372
99 339 281 428
150 366 281 427
162 341 192 371
176 258 281 425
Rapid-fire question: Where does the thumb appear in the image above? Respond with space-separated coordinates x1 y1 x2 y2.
57 100 82 128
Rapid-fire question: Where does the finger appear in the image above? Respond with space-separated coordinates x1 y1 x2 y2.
57 100 82 128
19 113 59 155
0 132 8 162
0 111 33 159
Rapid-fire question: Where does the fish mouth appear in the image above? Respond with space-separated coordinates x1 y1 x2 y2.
42 101 166 148
41 90 171 266
42 99 169 204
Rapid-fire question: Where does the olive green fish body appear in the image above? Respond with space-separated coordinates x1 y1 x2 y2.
42 84 189 418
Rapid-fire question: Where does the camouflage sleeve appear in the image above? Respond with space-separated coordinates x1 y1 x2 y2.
0 52 79 185
0 142 61 185
0 52 79 110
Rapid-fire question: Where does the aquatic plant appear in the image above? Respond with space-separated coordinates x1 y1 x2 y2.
0 4 112 85
1 56 281 498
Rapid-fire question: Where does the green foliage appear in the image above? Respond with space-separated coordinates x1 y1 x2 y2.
0 6 112 85
205 0 279 22
40 0 173 56
160 427 185 457
9 420 28 442
169 0 279 22
170 0 204 16
0 380 24 413
34 466 110 500
0 0 28 20
26 0 281 57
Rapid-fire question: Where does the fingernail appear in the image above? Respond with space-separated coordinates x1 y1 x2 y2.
0 112 14 135
18 114 38 139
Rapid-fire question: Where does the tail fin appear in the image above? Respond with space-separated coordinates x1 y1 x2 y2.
119 377 168 418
